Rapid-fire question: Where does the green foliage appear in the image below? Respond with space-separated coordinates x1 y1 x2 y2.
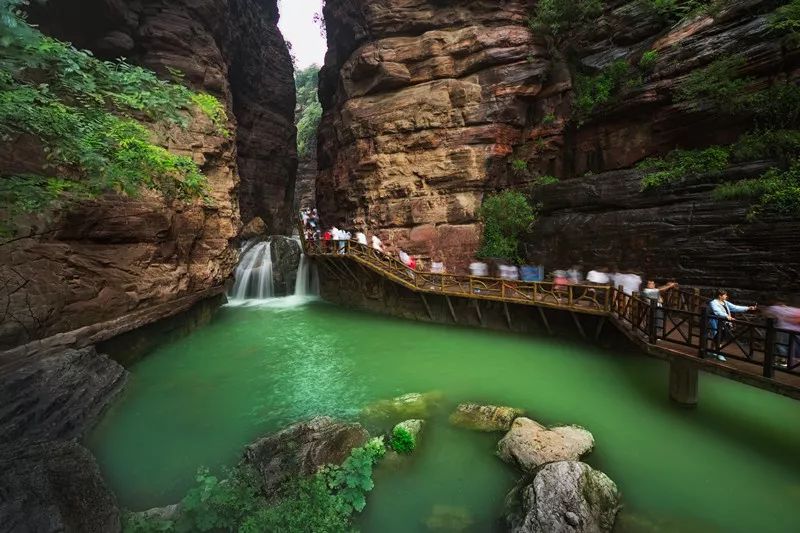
390 426 416 454
639 50 658 71
771 0 800 36
238 475 350 533
191 93 229 137
675 55 750 112
573 60 639 123
746 83 800 130
0 0 225 230
639 146 730 190
322 436 386 513
731 129 800 163
122 438 387 533
529 0 604 38
714 161 800 219
640 0 724 22
477 190 536 261
535 175 560 186
295 64 322 158
542 113 557 125
511 159 528 173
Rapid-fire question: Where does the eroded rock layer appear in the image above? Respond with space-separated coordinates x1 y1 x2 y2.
318 0 799 290
1 0 295 350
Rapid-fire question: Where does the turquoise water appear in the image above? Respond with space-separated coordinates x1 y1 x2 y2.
88 298 800 531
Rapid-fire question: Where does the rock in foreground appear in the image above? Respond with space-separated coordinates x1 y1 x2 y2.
0 439 121 533
242 416 369 494
506 461 620 533
497 418 594 472
449 403 524 432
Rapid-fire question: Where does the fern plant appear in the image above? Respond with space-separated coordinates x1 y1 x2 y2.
390 426 416 454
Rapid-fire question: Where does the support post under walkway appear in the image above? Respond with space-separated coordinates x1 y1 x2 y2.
669 359 699 407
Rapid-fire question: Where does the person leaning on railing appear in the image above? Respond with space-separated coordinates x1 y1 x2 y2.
706 289 757 362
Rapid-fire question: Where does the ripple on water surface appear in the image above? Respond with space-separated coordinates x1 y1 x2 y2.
88 300 800 532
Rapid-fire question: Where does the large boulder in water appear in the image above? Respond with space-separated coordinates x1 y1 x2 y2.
497 418 594 472
270 236 302 295
242 416 369 495
0 439 121 533
505 461 620 533
449 403 524 432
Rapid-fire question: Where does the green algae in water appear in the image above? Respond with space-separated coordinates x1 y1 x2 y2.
87 299 800 532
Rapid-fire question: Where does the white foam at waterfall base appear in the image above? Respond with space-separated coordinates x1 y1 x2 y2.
227 238 318 308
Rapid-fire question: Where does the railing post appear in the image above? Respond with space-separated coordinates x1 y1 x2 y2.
469 276 474 294
698 308 707 358
568 285 574 307
693 288 701 313
648 299 658 343
501 281 506 298
763 318 776 378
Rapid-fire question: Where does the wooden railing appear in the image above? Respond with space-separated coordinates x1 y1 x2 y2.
306 239 612 314
610 289 800 379
303 235 800 382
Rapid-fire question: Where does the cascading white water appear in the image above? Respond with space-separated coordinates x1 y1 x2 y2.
294 253 310 296
230 240 274 300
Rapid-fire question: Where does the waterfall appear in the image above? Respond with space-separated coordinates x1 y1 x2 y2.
230 240 274 300
293 243 319 297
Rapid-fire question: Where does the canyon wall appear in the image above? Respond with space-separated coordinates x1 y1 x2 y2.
317 0 800 296
0 0 296 350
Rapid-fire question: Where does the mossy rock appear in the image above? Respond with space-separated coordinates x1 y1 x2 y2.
448 403 524 432
361 391 443 421
424 504 474 532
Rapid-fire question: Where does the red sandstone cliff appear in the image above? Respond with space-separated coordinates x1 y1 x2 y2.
0 0 296 350
317 0 799 294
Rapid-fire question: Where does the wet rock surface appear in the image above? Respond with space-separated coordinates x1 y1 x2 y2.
505 461 621 533
0 439 121 533
270 236 303 296
0 347 127 443
362 391 444 421
497 418 594 472
449 403 524 432
242 416 369 495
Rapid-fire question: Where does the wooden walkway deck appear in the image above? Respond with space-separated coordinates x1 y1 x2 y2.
305 239 800 401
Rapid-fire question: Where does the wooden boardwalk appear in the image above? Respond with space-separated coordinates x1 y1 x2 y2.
305 239 800 401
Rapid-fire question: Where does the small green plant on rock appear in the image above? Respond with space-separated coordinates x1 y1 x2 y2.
390 426 416 454
511 159 528 173
771 0 800 38
542 113 557 125
639 50 658 71
573 60 639 123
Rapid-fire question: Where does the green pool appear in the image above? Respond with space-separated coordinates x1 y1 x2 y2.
88 297 800 532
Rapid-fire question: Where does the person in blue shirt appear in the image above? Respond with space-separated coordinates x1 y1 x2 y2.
707 289 757 361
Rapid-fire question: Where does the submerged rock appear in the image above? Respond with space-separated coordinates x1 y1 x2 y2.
362 391 444 421
506 461 620 533
242 416 369 494
448 403 524 432
0 439 121 533
424 504 474 532
497 418 594 472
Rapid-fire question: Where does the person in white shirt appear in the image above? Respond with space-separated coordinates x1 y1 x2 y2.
371 235 384 253
356 231 367 246
586 269 610 284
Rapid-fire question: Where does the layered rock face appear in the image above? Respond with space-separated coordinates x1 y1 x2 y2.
318 0 539 268
318 0 799 292
0 0 295 350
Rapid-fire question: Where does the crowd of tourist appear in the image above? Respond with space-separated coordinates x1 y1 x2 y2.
299 211 800 368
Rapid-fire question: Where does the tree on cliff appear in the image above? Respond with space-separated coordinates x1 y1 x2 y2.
477 191 536 262
295 64 322 160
